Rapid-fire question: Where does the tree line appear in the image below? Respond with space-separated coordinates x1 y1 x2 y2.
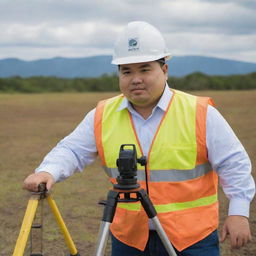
0 72 255 93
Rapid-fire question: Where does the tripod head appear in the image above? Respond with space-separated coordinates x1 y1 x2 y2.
115 144 146 190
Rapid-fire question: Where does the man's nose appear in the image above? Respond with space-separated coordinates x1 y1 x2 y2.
131 74 143 85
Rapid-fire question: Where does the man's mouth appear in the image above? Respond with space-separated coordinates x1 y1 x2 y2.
131 87 145 92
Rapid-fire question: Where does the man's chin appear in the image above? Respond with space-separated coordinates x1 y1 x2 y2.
130 98 149 107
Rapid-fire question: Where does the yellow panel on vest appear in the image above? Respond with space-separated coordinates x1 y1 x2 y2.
150 90 197 170
102 96 143 169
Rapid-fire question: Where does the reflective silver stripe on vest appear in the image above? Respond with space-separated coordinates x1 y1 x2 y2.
103 162 212 182
150 162 212 182
103 166 146 180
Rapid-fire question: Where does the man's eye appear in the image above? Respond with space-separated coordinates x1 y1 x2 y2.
141 69 150 72
122 71 130 75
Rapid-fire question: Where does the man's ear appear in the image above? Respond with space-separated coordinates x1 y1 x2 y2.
162 64 168 78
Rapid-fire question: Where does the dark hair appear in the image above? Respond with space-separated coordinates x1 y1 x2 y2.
156 58 166 67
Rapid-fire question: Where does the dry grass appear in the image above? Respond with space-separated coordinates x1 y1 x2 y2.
0 91 255 256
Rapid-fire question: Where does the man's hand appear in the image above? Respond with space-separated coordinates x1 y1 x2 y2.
220 215 252 249
23 172 55 192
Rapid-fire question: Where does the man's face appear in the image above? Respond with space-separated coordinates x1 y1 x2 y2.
119 61 168 109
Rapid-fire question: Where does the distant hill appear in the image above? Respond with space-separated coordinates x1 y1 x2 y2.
0 55 256 78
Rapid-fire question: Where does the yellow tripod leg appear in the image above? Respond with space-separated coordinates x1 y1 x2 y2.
47 195 79 256
13 195 40 256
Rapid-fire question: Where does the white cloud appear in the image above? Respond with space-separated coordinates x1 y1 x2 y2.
159 0 255 34
0 0 255 62
0 22 120 47
166 32 256 62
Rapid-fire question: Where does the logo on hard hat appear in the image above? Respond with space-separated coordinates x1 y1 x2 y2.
128 38 139 52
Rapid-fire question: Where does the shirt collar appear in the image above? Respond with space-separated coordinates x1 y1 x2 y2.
117 83 173 112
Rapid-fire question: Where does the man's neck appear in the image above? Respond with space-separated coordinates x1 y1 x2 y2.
131 103 156 120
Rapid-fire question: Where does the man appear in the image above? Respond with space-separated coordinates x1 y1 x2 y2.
23 21 255 256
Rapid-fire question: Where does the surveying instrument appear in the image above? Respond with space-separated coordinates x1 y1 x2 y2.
95 144 177 256
13 183 80 256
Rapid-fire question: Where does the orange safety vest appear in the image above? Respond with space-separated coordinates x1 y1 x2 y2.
94 89 218 251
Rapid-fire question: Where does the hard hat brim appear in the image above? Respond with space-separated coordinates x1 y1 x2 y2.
111 54 171 65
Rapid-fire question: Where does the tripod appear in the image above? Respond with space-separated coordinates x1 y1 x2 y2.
95 145 177 256
13 184 80 256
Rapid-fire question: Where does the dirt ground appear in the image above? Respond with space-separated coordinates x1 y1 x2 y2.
0 91 255 256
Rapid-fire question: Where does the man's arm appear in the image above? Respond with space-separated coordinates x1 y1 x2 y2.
23 109 97 191
206 105 255 249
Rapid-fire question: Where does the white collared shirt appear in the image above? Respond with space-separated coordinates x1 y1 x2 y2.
36 85 255 217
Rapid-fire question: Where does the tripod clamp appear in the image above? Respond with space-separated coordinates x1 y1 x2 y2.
102 188 156 223
30 183 48 199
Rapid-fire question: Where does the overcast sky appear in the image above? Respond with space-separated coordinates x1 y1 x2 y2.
0 0 255 63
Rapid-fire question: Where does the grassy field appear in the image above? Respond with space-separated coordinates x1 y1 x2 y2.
0 91 255 256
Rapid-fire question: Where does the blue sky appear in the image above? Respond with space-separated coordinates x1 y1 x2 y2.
0 0 255 63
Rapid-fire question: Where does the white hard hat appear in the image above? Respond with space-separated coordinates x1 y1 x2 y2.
112 21 171 65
